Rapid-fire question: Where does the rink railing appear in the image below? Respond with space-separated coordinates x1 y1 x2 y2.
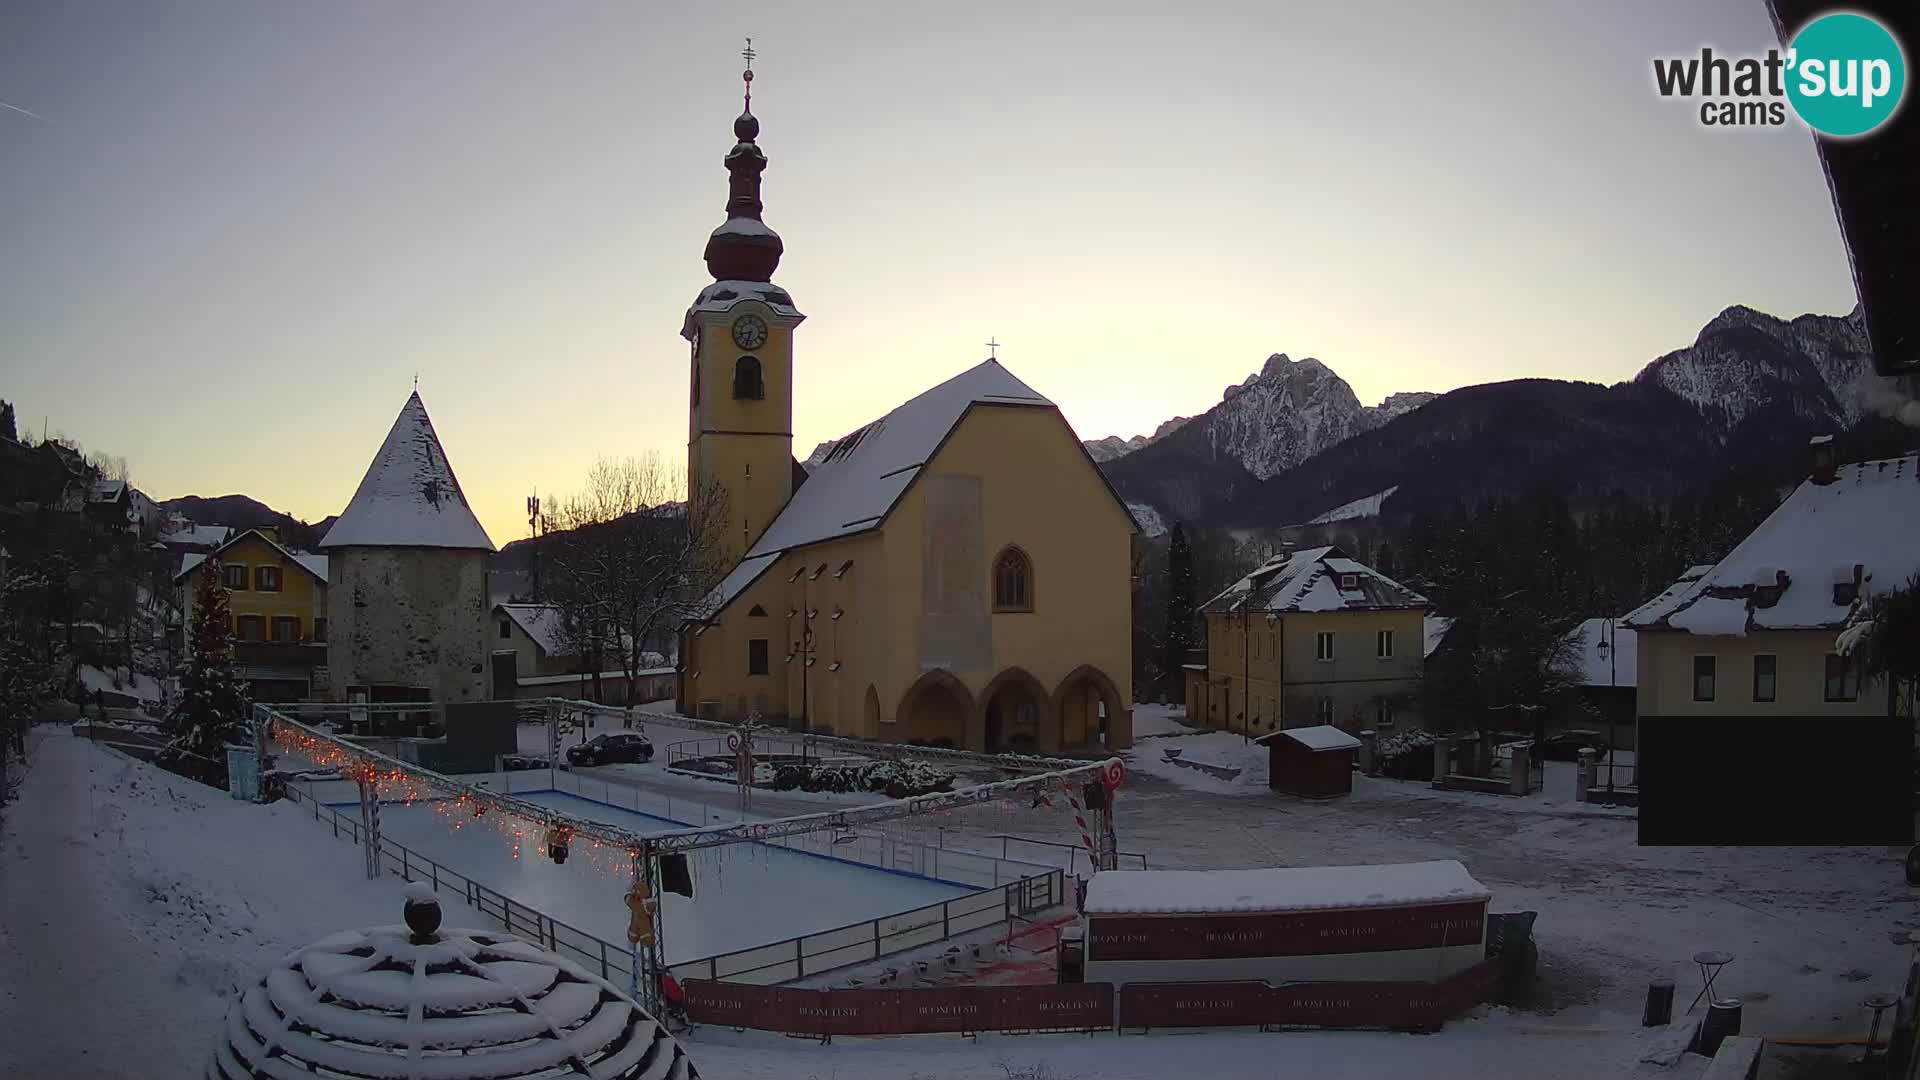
279 774 1069 989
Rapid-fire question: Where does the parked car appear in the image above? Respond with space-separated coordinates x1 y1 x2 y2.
565 733 654 767
1535 730 1612 762
499 754 550 772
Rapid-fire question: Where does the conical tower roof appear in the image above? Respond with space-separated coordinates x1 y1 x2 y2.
319 392 495 551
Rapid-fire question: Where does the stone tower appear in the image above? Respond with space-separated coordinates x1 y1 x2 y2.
320 391 496 705
683 58 805 566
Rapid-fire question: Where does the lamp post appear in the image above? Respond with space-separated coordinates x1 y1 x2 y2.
1597 620 1617 799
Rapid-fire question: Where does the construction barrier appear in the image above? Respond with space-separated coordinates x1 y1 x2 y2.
683 959 1502 1039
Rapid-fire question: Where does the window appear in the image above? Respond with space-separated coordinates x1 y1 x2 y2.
1315 631 1335 662
1824 653 1859 702
314 618 327 643
1374 700 1396 728
223 563 248 590
748 638 769 676
993 547 1033 612
235 615 264 642
1315 698 1334 725
499 619 512 639
732 355 764 400
1693 655 1716 702
1339 573 1358 591
1376 629 1394 659
255 565 282 592
1753 654 1777 702
747 604 768 618
270 616 300 643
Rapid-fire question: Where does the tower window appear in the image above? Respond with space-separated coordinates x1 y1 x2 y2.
733 356 764 400
993 547 1033 612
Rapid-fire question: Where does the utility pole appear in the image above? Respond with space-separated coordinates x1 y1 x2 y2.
526 493 543 601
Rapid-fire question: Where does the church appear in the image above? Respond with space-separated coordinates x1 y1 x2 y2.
676 63 1137 753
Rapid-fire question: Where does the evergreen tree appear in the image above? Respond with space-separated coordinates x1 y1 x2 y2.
1162 523 1196 702
162 558 250 787
0 399 15 442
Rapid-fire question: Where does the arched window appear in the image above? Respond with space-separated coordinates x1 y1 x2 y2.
993 546 1033 612
732 355 764 400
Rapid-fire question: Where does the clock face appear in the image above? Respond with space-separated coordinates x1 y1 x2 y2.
731 314 768 350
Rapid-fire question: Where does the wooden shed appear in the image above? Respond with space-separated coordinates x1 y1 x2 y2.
1260 724 1361 798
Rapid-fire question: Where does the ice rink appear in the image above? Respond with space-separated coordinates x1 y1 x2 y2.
357 789 975 965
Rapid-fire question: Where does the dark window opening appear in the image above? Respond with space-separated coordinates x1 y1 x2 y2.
236 615 265 642
255 565 282 592
748 604 767 617
993 547 1032 612
748 638 769 676
270 616 300 643
733 356 764 400
222 563 248 590
314 618 328 643
499 619 512 639
1824 653 1859 702
1693 655 1716 702
1753 654 1777 702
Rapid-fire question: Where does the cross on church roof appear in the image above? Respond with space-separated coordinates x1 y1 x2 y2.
986 338 1000 359
742 37 755 109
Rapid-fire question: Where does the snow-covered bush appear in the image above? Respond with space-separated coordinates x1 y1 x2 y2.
769 758 957 797
1376 730 1436 781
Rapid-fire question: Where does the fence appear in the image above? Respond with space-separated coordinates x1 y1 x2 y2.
681 959 1504 1039
280 771 1071 989
987 834 1148 876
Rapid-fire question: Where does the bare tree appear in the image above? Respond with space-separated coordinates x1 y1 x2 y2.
543 454 731 719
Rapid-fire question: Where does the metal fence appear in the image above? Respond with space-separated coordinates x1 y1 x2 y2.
279 770 1072 989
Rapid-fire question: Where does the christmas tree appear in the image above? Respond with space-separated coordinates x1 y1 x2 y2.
163 558 250 787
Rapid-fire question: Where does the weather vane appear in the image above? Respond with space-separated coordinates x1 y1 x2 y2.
742 37 755 110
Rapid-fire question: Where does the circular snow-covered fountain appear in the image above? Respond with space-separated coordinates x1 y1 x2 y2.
208 882 698 1079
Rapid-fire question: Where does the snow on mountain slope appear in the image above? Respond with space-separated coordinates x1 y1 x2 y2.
1634 304 1875 429
1305 485 1399 525
1083 415 1194 463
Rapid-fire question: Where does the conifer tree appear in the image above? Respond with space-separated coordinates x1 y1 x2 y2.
1161 523 1197 702
163 558 250 786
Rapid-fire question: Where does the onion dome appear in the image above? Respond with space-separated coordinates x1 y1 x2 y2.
701 60 783 282
208 885 698 1079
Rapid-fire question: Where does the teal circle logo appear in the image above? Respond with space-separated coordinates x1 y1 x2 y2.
1787 12 1906 137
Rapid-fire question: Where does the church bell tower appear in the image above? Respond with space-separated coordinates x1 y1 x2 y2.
684 40 804 565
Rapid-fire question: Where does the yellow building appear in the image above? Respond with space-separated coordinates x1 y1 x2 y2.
175 527 329 700
1193 546 1429 736
1624 449 1916 720
676 87 1136 753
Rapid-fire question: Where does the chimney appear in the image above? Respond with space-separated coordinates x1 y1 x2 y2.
1809 434 1839 485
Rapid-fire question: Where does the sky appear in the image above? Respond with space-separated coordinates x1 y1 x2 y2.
0 1 1861 545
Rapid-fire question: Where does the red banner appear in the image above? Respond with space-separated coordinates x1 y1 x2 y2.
1088 901 1486 961
1115 959 1503 1031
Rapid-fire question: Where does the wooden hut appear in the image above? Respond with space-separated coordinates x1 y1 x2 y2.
1260 724 1361 798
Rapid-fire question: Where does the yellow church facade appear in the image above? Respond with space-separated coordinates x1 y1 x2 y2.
675 79 1135 753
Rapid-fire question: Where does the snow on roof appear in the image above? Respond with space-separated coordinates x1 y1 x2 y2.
88 479 126 501
710 216 777 239
1304 486 1399 526
1258 724 1362 752
1203 546 1427 615
1084 860 1491 915
1423 615 1454 658
319 392 495 551
703 361 1055 612
1564 618 1637 688
685 278 802 324
1624 454 1919 635
163 524 232 548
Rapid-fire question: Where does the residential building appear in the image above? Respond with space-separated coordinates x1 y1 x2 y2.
175 527 329 701
1193 546 1429 735
676 86 1135 751
321 392 496 708
1624 446 1918 719
1557 617 1640 750
489 602 672 704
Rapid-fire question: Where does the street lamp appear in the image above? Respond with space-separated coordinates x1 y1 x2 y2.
1596 620 1617 800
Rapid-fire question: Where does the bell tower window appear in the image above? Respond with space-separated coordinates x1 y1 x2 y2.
733 355 764 400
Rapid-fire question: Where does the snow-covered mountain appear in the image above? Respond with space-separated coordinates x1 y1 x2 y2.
1634 304 1878 429
1084 355 1434 478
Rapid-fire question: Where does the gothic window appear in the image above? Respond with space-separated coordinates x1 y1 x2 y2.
733 355 764 400
992 547 1032 612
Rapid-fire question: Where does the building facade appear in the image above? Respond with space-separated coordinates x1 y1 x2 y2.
676 83 1136 753
1193 547 1429 736
175 527 329 701
321 392 496 707
1624 449 1916 721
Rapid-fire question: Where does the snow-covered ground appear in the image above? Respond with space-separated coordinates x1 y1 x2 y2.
76 663 164 703
4 726 1906 1079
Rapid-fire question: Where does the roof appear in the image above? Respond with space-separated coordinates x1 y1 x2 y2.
88 479 126 502
495 604 650 661
1623 454 1920 635
1564 618 1637 688
162 524 233 548
1423 615 1454 658
1203 546 1428 614
1083 860 1491 915
320 392 495 551
175 528 329 584
707 359 1133 611
1257 724 1362 752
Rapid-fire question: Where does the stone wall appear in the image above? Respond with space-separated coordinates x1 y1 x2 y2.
326 547 488 703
